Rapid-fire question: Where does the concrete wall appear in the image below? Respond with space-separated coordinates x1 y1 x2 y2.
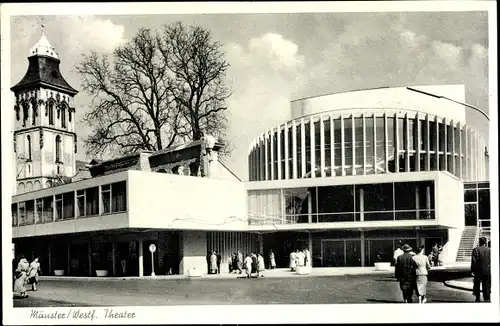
128 170 248 230
291 85 466 124
179 230 207 275
435 172 465 263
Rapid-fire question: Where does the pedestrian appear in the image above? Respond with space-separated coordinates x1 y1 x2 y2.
27 257 41 292
237 251 244 274
216 251 222 274
393 241 404 266
395 244 417 303
304 248 311 267
244 253 253 278
14 255 30 298
412 245 431 303
269 250 276 269
437 245 443 266
251 252 258 275
431 243 439 267
228 254 233 273
257 253 265 277
290 250 297 271
210 251 218 274
206 251 211 274
471 237 491 302
296 249 305 267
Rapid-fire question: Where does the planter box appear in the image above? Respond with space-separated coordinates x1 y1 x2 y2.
296 266 311 275
96 270 109 277
188 268 202 277
54 269 65 276
374 262 391 271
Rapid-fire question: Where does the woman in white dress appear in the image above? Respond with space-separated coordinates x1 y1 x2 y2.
412 245 431 303
257 254 265 277
269 250 276 269
210 252 218 274
296 249 305 267
244 254 253 278
304 249 311 267
27 258 41 291
290 250 297 271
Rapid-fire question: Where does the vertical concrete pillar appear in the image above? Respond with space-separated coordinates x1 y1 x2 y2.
308 232 313 267
284 122 289 179
292 120 298 179
310 117 316 178
384 113 389 173
270 129 274 180
264 132 269 180
341 116 346 176
360 231 365 267
394 113 400 173
416 114 421 172
308 194 313 223
426 114 431 171
320 116 325 177
330 114 335 176
362 114 367 175
277 125 281 180
67 243 71 275
112 241 116 277
179 231 207 275
138 236 144 277
48 243 52 276
258 233 264 255
88 241 92 276
300 119 306 177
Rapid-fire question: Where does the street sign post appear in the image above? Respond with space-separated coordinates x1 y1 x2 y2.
149 244 156 276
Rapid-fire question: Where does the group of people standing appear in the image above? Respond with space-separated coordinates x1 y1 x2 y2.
208 250 279 278
289 248 311 271
13 255 41 299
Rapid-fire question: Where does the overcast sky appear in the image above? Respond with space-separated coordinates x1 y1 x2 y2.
10 11 489 180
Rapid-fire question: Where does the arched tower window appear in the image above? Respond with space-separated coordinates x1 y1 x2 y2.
61 105 67 128
48 101 55 125
55 135 62 163
27 135 32 161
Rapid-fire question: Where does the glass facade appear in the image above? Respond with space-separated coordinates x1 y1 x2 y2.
463 182 490 227
248 181 435 225
11 181 127 227
249 111 488 182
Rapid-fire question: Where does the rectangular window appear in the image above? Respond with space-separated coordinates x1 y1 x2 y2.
478 189 490 220
323 119 331 172
19 202 26 226
316 185 355 222
26 200 35 225
296 124 302 178
63 192 74 219
77 190 85 217
12 203 17 227
55 194 63 220
334 119 342 167
344 117 353 166
304 121 311 176
101 184 111 214
447 125 453 152
419 120 427 151
429 121 437 151
365 116 374 170
111 181 127 212
354 117 363 166
35 199 43 224
439 124 445 152
42 196 53 223
86 187 99 216
398 118 405 151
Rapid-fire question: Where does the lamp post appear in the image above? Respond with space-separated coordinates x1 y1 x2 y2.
149 244 156 277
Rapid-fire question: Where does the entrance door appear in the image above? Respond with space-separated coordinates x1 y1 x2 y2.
322 240 345 267
424 237 443 256
464 203 478 226
345 240 361 266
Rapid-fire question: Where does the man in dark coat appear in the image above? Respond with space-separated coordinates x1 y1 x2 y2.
395 244 417 303
216 251 222 274
471 237 491 302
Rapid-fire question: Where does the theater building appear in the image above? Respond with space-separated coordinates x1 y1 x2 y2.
10 34 490 277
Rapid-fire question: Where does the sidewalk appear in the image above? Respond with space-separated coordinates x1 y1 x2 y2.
39 262 470 282
444 277 474 291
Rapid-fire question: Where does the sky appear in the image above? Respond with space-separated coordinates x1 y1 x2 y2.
9 11 490 180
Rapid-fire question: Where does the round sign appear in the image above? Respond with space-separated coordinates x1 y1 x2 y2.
149 244 156 253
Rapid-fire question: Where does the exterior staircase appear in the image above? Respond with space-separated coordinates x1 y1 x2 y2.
456 226 478 262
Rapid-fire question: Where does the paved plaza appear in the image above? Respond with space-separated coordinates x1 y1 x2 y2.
14 270 475 307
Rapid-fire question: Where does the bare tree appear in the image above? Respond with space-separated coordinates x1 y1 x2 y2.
158 22 231 142
76 22 231 159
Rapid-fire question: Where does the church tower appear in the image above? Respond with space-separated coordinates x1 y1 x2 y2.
11 32 78 194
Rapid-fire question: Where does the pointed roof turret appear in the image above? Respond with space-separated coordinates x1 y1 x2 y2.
29 32 59 59
11 32 77 95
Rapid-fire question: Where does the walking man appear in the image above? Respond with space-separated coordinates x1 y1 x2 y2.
395 244 417 303
471 237 491 302
393 241 404 266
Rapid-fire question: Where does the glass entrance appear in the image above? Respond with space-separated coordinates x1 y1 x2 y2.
322 239 362 267
322 240 344 267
